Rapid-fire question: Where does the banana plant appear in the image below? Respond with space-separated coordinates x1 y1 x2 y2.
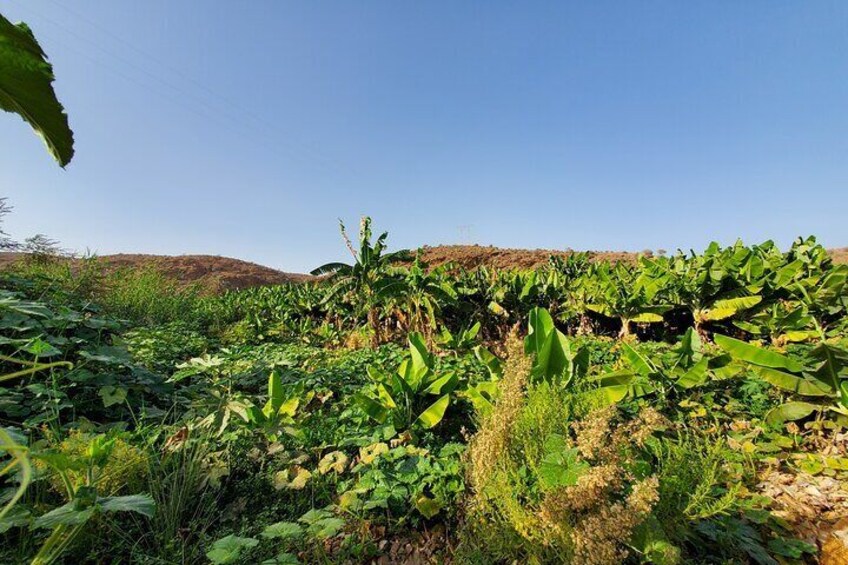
311 217 410 345
487 270 541 324
355 332 458 432
734 301 818 346
246 370 312 441
592 328 725 404
586 262 670 339
643 242 762 338
715 334 847 425
558 267 598 335
789 265 848 336
524 307 588 384
376 258 456 340
436 321 481 354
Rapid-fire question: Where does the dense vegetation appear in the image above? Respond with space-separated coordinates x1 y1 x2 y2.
0 217 846 564
2 10 845 565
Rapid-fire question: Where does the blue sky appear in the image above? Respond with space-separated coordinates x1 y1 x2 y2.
1 1 846 272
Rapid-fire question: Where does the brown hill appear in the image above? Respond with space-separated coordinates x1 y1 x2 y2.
830 248 848 264
0 253 314 292
417 245 848 271
415 245 641 270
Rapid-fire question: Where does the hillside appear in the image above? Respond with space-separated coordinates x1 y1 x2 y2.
415 245 640 270
417 244 848 270
0 252 314 292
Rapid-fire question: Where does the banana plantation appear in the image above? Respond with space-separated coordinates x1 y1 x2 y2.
2 5 847 564
1 218 847 564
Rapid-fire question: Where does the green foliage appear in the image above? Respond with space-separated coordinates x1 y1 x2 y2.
338 442 465 523
591 328 726 404
206 534 259 564
537 433 588 489
356 332 459 432
650 433 741 530
716 333 848 423
123 321 210 372
97 266 205 326
436 321 481 353
524 307 588 384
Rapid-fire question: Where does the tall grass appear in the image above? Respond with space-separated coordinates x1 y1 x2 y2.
2 255 207 327
111 434 220 564
99 267 204 326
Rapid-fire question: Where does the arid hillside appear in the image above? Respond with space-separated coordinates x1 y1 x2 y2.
0 252 313 292
415 245 640 270
417 244 848 270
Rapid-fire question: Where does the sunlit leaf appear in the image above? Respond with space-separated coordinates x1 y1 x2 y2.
0 14 74 166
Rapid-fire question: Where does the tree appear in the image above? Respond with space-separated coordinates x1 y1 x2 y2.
0 198 17 250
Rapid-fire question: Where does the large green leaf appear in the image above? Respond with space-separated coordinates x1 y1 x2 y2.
355 393 390 424
621 342 653 376
598 384 630 404
676 358 709 389
0 14 73 166
714 334 805 373
98 494 155 517
374 383 397 410
631 515 681 565
474 346 502 379
414 394 450 429
422 372 458 395
765 402 820 426
266 370 284 414
309 262 349 276
672 327 701 369
753 366 831 397
702 296 762 321
464 383 494 414
33 502 94 529
206 535 259 565
525 307 556 355
403 332 432 390
538 433 589 490
809 343 848 403
260 521 303 541
631 311 665 323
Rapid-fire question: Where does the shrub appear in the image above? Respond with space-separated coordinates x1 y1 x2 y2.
462 336 671 563
123 322 210 372
39 430 149 497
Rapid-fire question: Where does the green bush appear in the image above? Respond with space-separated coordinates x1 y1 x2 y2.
99 266 204 326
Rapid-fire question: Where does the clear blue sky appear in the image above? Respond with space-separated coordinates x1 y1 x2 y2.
1 1 846 272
